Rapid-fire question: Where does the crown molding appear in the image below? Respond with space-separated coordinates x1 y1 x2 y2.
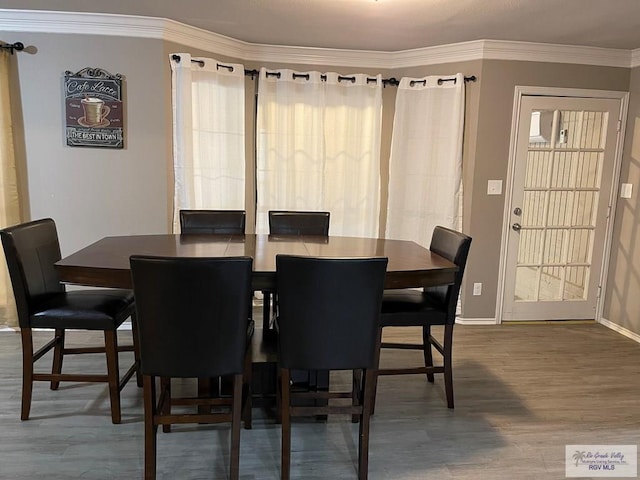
126 14 396 69
479 39 632 68
632 49 640 69
0 9 634 69
387 41 486 68
160 17 254 60
0 9 165 38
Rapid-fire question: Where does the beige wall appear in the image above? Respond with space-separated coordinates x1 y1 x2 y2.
7 31 638 330
12 33 170 256
604 65 640 335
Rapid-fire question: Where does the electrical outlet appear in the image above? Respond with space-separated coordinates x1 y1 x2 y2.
487 180 502 195
473 282 482 296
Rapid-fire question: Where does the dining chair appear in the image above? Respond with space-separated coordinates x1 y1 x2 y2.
129 255 254 480
268 210 330 236
263 210 330 329
0 218 139 424
266 210 332 395
373 226 472 410
179 209 247 402
179 209 246 234
276 254 387 480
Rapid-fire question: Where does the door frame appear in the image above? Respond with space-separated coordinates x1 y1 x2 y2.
495 86 629 324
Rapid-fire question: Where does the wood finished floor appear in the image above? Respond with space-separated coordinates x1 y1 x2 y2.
1 318 639 479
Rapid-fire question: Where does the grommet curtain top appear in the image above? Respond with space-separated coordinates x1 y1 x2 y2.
169 54 477 87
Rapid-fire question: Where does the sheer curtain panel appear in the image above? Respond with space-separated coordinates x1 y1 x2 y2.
0 50 21 327
256 69 382 237
385 74 465 247
170 54 245 232
324 72 382 237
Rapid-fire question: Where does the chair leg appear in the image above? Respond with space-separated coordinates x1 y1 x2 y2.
20 328 34 421
143 375 158 480
50 329 65 390
358 368 375 480
275 368 282 425
161 377 171 433
130 313 143 388
272 293 278 327
280 368 291 480
263 292 271 330
197 377 215 416
443 324 454 409
242 345 253 430
104 330 122 424
422 326 435 383
352 369 359 423
230 374 242 480
370 328 382 415
315 370 329 422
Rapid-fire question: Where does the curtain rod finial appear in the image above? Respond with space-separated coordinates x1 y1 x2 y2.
0 41 25 54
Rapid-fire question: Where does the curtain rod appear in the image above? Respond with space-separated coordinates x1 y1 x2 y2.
171 55 477 87
0 42 25 55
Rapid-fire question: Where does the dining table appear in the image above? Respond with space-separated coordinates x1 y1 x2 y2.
54 232 459 409
55 233 458 290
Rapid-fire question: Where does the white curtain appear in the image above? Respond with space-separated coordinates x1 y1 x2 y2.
256 68 382 237
0 50 21 327
385 74 465 247
170 54 246 232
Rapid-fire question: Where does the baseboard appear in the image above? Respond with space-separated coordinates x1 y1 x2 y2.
455 317 498 325
599 317 640 344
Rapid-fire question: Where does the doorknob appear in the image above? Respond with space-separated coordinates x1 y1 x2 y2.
512 223 522 232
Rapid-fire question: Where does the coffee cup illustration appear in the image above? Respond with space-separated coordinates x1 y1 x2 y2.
80 97 110 126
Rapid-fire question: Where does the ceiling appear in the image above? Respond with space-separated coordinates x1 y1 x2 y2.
2 0 640 52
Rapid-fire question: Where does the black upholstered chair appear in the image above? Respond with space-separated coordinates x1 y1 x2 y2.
276 255 387 480
374 226 471 410
129 255 253 480
266 210 332 393
0 218 139 424
179 209 247 402
179 209 246 234
268 210 330 236
263 210 330 329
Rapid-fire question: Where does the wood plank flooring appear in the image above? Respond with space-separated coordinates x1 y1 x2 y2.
1 319 639 479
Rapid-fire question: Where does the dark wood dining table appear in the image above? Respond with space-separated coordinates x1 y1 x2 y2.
55 233 458 290
54 233 458 408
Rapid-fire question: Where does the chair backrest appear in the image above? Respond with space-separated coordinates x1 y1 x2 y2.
180 209 246 235
268 211 330 236
276 255 387 371
427 226 472 319
130 255 253 378
0 218 64 327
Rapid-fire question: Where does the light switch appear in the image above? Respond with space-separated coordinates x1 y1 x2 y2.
621 183 633 199
487 180 503 195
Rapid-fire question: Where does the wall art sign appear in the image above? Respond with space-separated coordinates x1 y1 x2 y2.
64 67 124 148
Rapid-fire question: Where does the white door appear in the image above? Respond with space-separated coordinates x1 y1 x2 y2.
502 94 623 321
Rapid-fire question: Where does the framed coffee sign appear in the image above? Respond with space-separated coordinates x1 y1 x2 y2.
64 67 124 148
